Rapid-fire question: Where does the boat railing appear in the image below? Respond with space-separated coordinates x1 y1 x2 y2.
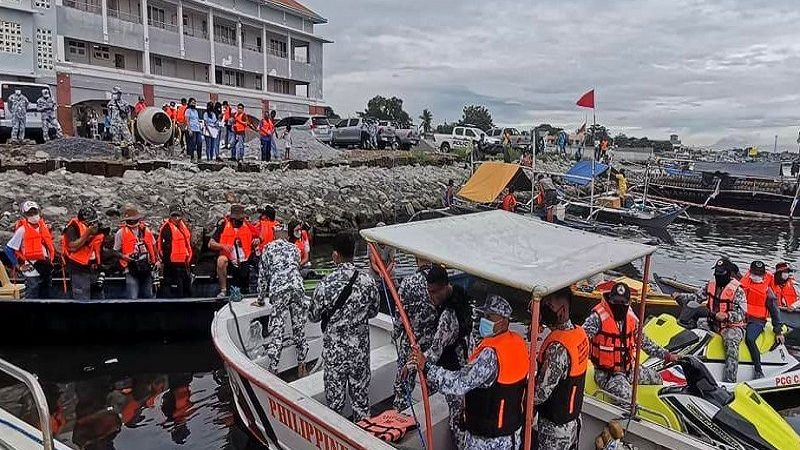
0 357 54 450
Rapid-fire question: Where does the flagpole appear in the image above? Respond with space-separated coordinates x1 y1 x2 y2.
590 109 596 219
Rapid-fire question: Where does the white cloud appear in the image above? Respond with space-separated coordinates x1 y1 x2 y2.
304 0 800 148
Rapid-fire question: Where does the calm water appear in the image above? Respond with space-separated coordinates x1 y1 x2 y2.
1 216 799 449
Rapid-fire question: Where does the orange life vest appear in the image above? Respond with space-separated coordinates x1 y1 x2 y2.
740 271 774 321
222 105 231 122
257 219 276 251
14 218 55 263
61 218 104 266
707 278 745 329
158 220 193 264
232 111 248 133
463 330 529 438
537 326 589 425
259 118 274 137
293 230 310 262
772 276 799 308
589 300 638 374
176 105 188 125
219 218 253 261
501 194 517 212
118 224 157 268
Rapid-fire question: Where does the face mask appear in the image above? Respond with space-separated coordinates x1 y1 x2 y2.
479 317 496 337
27 215 40 224
715 274 731 287
232 218 244 228
781 272 790 282
750 275 764 283
294 230 302 239
609 303 629 322
540 304 559 327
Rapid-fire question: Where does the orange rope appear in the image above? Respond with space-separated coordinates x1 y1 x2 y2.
367 242 434 450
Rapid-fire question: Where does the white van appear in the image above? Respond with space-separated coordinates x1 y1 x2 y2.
0 81 50 143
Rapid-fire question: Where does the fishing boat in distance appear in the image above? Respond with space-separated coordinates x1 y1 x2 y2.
213 211 797 450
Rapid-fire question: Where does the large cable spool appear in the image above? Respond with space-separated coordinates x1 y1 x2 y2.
136 107 173 145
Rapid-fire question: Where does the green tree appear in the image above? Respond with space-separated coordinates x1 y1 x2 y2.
323 106 340 121
458 105 493 131
359 95 411 127
419 109 433 134
436 122 455 134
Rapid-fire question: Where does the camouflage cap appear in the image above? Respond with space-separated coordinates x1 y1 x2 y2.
476 295 512 319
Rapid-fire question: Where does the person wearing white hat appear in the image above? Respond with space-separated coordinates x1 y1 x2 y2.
4 201 55 298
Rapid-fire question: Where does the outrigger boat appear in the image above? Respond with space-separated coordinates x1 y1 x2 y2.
213 211 798 450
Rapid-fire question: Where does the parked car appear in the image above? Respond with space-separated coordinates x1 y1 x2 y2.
0 81 48 143
394 123 420 150
486 127 531 148
273 115 332 143
432 126 500 154
331 117 369 148
375 120 396 149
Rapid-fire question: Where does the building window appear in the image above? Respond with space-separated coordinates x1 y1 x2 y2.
67 40 86 57
255 74 262 90
214 23 236 45
93 45 110 60
293 44 308 63
152 56 162 75
114 53 125 69
295 84 308 97
148 6 166 28
34 0 51 9
269 39 287 58
215 68 245 87
271 78 291 95
35 28 54 70
0 21 23 55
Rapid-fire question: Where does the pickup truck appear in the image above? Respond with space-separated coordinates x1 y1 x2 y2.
376 120 396 149
432 126 500 154
486 127 531 148
393 123 420 150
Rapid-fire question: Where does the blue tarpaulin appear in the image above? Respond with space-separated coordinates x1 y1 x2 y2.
564 160 609 186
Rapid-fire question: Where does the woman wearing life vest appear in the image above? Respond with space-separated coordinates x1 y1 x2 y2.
176 98 188 151
231 103 249 161
258 110 275 162
4 201 55 298
410 295 528 449
287 219 311 269
583 282 677 405
740 261 784 379
62 206 106 300
157 204 193 298
673 257 747 382
113 206 158 299
221 101 232 150
208 204 256 298
772 262 799 310
254 205 277 255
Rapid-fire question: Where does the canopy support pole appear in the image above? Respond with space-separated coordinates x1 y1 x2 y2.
367 242 435 450
522 292 541 450
629 253 652 417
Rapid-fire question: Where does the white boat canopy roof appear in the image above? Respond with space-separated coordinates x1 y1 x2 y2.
360 210 656 296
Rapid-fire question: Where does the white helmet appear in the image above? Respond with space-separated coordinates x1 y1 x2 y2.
20 201 39 214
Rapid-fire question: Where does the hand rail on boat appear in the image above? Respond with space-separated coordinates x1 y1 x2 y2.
0 357 54 450
593 387 674 426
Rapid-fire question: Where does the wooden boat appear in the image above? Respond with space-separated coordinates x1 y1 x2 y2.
566 198 687 229
571 275 680 318
214 211 736 450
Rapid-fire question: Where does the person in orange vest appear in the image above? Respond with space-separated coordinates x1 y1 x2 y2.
410 295 528 449
176 98 188 151
583 282 677 405
157 204 193 298
112 206 158 299
674 257 747 382
501 187 518 212
287 219 311 270
4 201 55 298
740 261 783 378
772 262 799 310
62 206 107 300
231 103 249 161
258 110 275 162
208 204 257 298
536 287 588 449
221 101 233 150
254 205 277 256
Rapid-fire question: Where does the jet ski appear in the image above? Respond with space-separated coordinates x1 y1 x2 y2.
643 313 800 411
586 356 800 450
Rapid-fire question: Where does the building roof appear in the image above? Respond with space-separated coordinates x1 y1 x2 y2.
268 0 327 24
360 210 656 295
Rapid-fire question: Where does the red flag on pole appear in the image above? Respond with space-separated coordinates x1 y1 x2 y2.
576 89 595 109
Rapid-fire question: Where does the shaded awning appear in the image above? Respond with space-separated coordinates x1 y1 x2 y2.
360 210 656 295
457 162 530 203
564 160 609 186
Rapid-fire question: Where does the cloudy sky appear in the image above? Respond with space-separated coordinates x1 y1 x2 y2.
302 0 800 149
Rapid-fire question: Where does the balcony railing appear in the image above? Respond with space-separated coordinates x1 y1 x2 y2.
183 27 208 39
215 35 236 46
63 0 101 15
269 48 287 58
108 8 142 24
148 18 178 32
243 42 262 53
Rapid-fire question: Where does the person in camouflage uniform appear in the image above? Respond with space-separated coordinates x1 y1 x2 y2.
309 231 379 421
108 86 132 144
535 288 588 450
674 257 747 382
583 282 677 406
8 89 29 143
36 88 63 141
410 296 528 450
257 225 308 376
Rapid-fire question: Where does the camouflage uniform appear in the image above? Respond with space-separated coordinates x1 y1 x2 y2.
108 87 132 144
534 320 580 449
675 282 747 382
426 348 521 450
8 91 29 142
583 310 667 405
257 239 306 373
309 262 379 421
36 89 63 141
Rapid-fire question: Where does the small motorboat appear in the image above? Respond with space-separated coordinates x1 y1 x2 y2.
571 275 680 318
566 198 688 229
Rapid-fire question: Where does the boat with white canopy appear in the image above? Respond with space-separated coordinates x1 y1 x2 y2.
212 210 796 450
